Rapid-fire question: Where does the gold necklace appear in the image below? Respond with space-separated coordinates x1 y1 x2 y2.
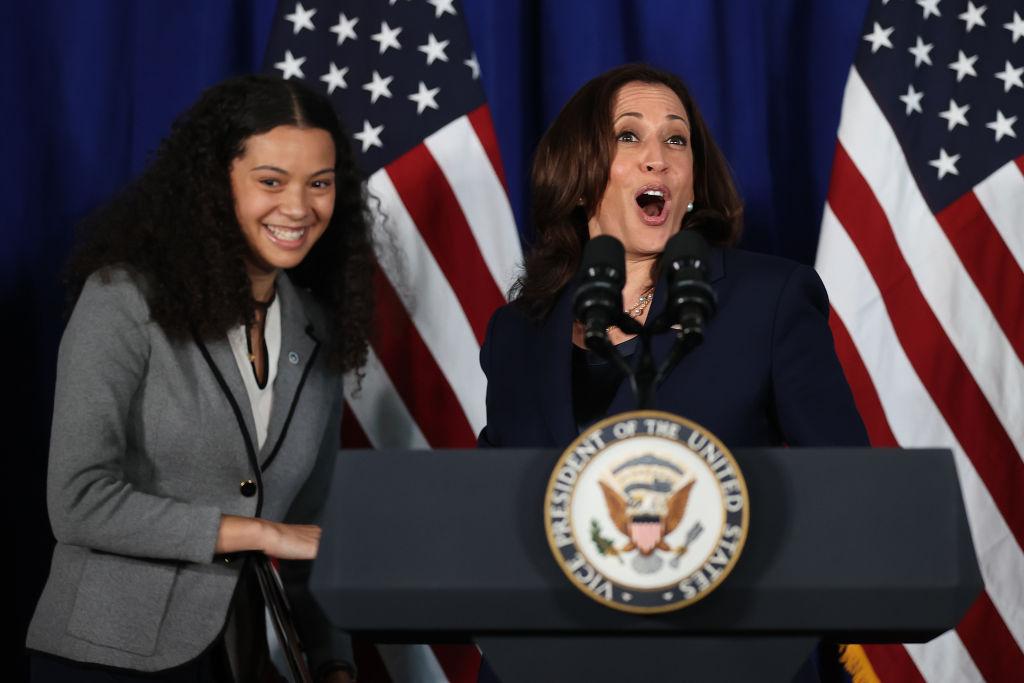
626 286 655 319
605 286 655 332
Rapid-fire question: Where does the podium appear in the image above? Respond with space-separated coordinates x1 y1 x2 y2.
310 448 981 682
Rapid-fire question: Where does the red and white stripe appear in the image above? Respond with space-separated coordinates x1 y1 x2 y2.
344 105 521 450
341 104 521 682
816 67 1024 682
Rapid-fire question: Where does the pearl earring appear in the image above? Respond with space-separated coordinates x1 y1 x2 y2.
686 201 694 213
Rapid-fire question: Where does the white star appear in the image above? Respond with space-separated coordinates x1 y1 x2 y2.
916 0 941 20
408 81 441 114
362 70 394 104
662 592 674 601
464 53 481 80
899 84 924 115
371 21 402 54
938 99 970 130
329 13 358 45
1005 11 1024 43
928 148 960 179
958 2 986 32
994 60 1024 92
353 120 384 153
908 36 934 67
948 50 978 82
863 22 895 53
986 110 1018 142
427 0 458 18
621 592 633 602
319 62 348 95
274 50 306 80
417 33 450 65
284 2 316 34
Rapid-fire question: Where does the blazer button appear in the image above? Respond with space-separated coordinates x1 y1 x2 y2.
240 480 257 497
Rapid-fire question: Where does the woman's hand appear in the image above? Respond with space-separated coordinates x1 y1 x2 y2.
215 514 321 560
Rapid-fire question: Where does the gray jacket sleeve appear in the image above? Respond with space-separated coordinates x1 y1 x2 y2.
47 271 222 563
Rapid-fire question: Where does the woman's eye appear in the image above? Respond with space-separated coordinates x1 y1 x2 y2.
259 178 281 188
667 135 689 147
312 179 333 189
616 130 639 143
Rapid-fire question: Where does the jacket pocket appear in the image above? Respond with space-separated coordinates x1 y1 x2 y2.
66 552 178 655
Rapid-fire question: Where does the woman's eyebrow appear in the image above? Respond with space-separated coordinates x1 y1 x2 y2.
614 112 689 127
248 165 336 175
250 164 289 173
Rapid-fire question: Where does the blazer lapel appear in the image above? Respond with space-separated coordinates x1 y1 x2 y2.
259 273 319 468
200 336 260 455
537 286 578 446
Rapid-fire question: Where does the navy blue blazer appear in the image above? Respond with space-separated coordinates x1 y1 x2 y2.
479 247 868 449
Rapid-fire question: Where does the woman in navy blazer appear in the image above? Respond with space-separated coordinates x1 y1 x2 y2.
478 60 865 683
479 63 867 452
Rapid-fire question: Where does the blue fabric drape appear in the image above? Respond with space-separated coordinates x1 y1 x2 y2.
465 0 870 260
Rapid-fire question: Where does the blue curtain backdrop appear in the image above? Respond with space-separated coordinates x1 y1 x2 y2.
8 0 868 676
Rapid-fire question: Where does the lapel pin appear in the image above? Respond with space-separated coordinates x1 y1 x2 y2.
288 351 300 365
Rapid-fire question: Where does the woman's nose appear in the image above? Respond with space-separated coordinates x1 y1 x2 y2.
280 187 310 218
642 143 668 173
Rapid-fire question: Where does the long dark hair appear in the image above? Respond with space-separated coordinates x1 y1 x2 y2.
65 74 374 372
514 63 743 321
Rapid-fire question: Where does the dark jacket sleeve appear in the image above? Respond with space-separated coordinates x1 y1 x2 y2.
477 306 502 448
770 264 869 447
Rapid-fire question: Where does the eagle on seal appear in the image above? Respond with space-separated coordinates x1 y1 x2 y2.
599 475 695 556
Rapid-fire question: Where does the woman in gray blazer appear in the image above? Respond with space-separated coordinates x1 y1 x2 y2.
27 76 374 681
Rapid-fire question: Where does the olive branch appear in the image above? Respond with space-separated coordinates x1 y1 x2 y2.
590 519 624 564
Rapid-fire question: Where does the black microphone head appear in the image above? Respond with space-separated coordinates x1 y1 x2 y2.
579 234 626 285
662 229 710 269
573 235 625 336
660 229 717 339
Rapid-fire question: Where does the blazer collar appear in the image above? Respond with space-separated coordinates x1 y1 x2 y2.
200 272 320 468
259 272 319 465
540 246 726 437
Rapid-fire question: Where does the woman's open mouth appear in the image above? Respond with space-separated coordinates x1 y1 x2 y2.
635 186 670 225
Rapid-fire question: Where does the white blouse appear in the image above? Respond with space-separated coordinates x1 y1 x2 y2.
226 296 281 450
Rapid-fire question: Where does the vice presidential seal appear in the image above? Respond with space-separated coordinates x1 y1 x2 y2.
544 410 749 613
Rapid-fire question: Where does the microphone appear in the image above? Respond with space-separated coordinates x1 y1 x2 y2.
661 230 717 344
572 235 625 349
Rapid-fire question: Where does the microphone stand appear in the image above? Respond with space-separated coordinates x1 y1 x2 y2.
579 229 716 412
585 312 702 411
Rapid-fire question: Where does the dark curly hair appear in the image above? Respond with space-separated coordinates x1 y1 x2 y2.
514 63 743 321
65 74 374 373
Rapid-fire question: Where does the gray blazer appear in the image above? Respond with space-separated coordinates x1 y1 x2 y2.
27 268 350 673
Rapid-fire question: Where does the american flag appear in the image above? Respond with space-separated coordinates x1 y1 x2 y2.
815 1 1023 681
264 0 521 680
